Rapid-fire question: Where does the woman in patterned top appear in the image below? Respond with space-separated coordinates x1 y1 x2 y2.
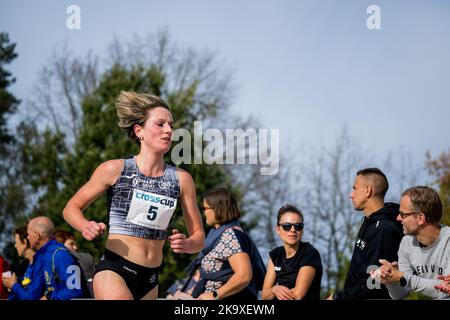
262 204 322 300
63 91 205 300
193 187 264 301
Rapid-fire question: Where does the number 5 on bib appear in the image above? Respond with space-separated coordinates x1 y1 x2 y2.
147 206 158 221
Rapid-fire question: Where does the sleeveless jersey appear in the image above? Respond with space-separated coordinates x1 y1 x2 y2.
107 157 180 240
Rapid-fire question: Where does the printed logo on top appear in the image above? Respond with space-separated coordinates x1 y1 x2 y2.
158 180 173 190
132 177 156 190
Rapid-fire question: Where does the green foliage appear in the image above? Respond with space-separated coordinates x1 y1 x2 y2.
70 63 233 295
426 150 450 226
14 61 233 295
0 32 19 149
2 32 240 297
406 291 432 300
1 122 68 260
335 252 351 291
0 32 24 250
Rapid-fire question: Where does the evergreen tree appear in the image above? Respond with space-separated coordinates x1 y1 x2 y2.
0 32 18 148
0 32 25 250
8 32 238 294
67 63 231 294
426 150 450 225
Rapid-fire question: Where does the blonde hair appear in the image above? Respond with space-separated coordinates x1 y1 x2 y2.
116 91 170 145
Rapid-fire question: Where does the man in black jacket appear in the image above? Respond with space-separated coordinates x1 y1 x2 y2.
328 168 403 300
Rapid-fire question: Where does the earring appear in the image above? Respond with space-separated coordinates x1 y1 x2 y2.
139 136 144 141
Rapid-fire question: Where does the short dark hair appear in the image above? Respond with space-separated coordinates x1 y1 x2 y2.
54 230 75 244
14 225 30 247
357 167 389 198
402 186 442 225
276 204 304 225
203 187 241 224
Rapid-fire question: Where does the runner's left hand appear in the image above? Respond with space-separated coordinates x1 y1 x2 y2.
169 229 189 253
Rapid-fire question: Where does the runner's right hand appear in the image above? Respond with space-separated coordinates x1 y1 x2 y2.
82 221 107 240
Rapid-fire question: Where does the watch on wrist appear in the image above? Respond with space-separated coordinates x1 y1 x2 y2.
212 290 219 300
399 276 407 287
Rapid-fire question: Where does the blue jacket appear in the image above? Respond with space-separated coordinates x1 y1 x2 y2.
10 240 84 300
8 259 41 300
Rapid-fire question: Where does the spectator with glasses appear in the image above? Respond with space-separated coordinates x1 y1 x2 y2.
262 204 322 300
328 168 403 300
379 186 450 299
191 187 266 301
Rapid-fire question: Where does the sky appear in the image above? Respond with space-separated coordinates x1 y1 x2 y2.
1 0 449 174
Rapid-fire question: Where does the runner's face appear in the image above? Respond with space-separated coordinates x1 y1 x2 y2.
137 107 173 153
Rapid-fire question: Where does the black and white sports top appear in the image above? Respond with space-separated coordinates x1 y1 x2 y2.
107 157 180 240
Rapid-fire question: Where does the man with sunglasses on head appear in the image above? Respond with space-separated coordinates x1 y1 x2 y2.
328 168 403 300
379 186 450 299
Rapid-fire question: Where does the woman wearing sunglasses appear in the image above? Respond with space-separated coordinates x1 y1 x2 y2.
262 204 322 300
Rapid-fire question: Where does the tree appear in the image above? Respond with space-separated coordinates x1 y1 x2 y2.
226 124 300 255
298 128 420 294
0 32 25 250
0 32 18 148
426 149 450 225
301 129 368 293
24 44 98 145
14 31 237 295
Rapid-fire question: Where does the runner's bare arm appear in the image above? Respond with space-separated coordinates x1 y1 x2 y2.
63 159 124 240
170 169 205 253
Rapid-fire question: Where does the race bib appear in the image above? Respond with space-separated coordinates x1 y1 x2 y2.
126 189 177 230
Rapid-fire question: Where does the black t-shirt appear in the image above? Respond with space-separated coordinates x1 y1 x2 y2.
269 242 323 300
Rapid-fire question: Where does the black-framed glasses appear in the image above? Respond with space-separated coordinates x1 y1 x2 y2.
398 211 419 219
278 222 304 232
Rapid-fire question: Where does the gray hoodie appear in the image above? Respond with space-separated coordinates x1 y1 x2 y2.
387 225 450 300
